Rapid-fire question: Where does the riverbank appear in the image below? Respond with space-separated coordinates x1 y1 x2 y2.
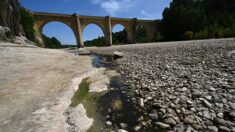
0 42 97 132
89 38 235 131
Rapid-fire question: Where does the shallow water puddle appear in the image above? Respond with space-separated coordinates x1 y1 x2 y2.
69 54 157 131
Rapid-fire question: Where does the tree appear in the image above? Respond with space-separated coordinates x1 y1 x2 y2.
160 0 235 41
112 29 127 44
20 7 35 41
42 34 62 49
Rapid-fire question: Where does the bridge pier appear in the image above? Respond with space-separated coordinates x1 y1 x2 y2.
105 16 112 46
146 22 158 42
73 14 84 48
126 18 137 44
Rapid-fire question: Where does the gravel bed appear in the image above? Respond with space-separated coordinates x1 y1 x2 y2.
93 39 235 131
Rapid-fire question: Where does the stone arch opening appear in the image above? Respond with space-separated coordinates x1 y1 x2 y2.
83 23 105 47
112 24 127 45
136 24 147 43
41 21 77 48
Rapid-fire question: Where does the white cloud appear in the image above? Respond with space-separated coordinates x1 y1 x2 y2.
139 10 161 20
91 0 137 15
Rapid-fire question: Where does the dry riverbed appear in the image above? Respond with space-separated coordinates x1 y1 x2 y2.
1 38 235 132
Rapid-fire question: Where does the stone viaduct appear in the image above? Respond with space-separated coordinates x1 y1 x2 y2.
32 12 158 48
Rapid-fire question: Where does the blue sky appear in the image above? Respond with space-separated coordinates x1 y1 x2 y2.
20 0 171 45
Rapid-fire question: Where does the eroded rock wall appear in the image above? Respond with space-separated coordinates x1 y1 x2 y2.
0 0 24 37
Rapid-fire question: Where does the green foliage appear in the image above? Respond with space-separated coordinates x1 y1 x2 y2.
20 7 35 41
42 34 62 49
183 31 193 40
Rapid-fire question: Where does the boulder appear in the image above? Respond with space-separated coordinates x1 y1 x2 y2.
13 36 27 44
0 25 11 40
77 48 91 55
113 51 125 59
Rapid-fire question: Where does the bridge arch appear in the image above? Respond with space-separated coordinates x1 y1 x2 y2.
82 22 105 34
38 20 72 32
112 24 128 44
41 21 77 45
83 23 105 47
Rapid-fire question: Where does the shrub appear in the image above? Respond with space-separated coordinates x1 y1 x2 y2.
215 27 224 38
208 25 218 38
194 28 208 39
183 31 193 40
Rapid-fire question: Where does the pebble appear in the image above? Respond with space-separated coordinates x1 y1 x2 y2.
229 111 235 118
105 121 112 126
205 95 212 100
208 86 216 91
190 107 196 112
192 124 203 130
160 108 166 114
201 98 212 108
203 111 211 119
120 123 128 129
186 126 194 132
208 126 218 132
133 125 141 131
138 98 144 107
118 129 128 132
217 112 224 118
170 103 176 108
187 100 193 105
154 122 170 128
222 98 227 104
229 103 235 110
181 87 187 91
164 117 177 126
214 117 227 126
105 115 110 119
184 117 194 124
148 113 158 120
172 116 181 124
192 89 202 97
219 126 230 132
